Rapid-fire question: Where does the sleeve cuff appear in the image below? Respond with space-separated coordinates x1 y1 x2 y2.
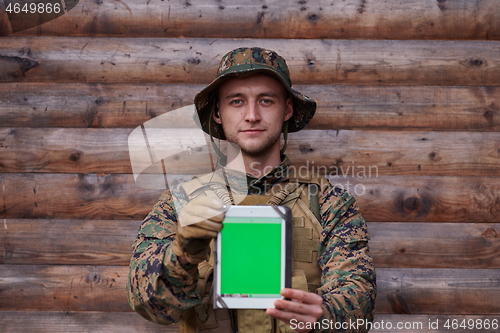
163 244 199 287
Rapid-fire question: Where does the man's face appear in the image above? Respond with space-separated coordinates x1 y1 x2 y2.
214 74 293 158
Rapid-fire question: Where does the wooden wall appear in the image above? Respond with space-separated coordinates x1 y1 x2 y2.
1 0 500 332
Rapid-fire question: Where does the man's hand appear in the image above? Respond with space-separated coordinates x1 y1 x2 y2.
266 288 324 333
173 196 226 264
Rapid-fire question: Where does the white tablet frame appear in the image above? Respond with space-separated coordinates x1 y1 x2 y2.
213 205 292 309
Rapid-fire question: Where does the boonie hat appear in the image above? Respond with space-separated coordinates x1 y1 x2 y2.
194 47 317 140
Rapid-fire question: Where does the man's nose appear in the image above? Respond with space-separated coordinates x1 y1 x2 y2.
244 101 261 122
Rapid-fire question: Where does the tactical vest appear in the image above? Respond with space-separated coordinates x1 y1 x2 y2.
179 170 330 333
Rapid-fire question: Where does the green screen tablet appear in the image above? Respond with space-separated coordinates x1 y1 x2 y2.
214 205 292 309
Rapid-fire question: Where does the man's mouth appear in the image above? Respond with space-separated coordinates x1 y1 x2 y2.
241 129 265 135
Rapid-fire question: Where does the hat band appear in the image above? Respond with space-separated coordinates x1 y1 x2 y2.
218 63 292 87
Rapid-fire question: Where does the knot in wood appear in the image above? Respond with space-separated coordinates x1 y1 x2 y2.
69 150 83 162
466 57 487 68
308 14 319 23
428 151 442 162
85 272 101 284
394 191 433 218
482 228 498 239
95 97 107 106
483 110 495 122
0 55 39 74
403 196 421 211
299 144 314 154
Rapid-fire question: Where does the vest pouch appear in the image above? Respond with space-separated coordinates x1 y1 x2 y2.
196 304 218 330
195 261 219 330
197 309 235 332
237 309 273 333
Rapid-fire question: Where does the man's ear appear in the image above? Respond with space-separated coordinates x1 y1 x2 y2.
284 97 293 121
213 102 222 124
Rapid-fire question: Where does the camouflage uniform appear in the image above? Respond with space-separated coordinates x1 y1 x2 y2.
127 47 376 332
127 157 376 332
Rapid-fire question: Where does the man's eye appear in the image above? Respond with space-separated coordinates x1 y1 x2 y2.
261 99 273 104
230 99 243 105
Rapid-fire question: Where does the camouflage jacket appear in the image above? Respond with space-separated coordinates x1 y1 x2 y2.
127 157 376 332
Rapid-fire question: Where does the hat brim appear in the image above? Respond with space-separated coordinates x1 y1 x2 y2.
194 66 316 140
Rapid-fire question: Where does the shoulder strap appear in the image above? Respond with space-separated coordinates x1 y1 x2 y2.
285 168 322 185
285 169 326 223
181 172 224 198
181 172 233 205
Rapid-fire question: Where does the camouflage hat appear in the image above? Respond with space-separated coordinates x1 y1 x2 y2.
194 47 316 140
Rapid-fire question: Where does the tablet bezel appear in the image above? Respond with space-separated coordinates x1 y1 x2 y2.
214 205 292 309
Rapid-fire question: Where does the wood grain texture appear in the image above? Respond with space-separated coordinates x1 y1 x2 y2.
333 175 500 223
288 130 500 177
1 38 499 85
0 265 130 311
1 127 499 176
0 311 179 333
368 222 500 269
1 219 499 269
2 83 500 131
0 312 498 333
0 83 193 128
376 268 500 314
1 265 498 314
1 173 499 222
0 219 141 265
0 173 165 220
1 0 499 40
0 1 9 36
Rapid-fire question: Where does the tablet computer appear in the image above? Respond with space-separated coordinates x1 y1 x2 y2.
214 205 292 309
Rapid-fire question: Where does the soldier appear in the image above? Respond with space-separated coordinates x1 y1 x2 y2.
127 47 376 333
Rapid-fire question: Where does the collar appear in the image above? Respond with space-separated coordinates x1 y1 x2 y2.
223 155 291 195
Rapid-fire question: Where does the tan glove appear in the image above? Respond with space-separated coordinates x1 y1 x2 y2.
173 196 226 264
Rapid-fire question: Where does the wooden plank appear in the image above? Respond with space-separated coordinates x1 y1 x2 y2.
2 219 499 269
376 268 500 314
0 311 179 333
289 130 500 177
0 83 194 128
0 173 165 220
0 1 9 36
1 173 500 222
0 265 498 314
1 0 499 40
2 83 500 131
0 312 498 333
0 219 142 265
0 127 136 174
367 222 500 269
0 265 130 311
309 85 500 132
2 128 500 176
329 175 500 223
1 38 500 86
